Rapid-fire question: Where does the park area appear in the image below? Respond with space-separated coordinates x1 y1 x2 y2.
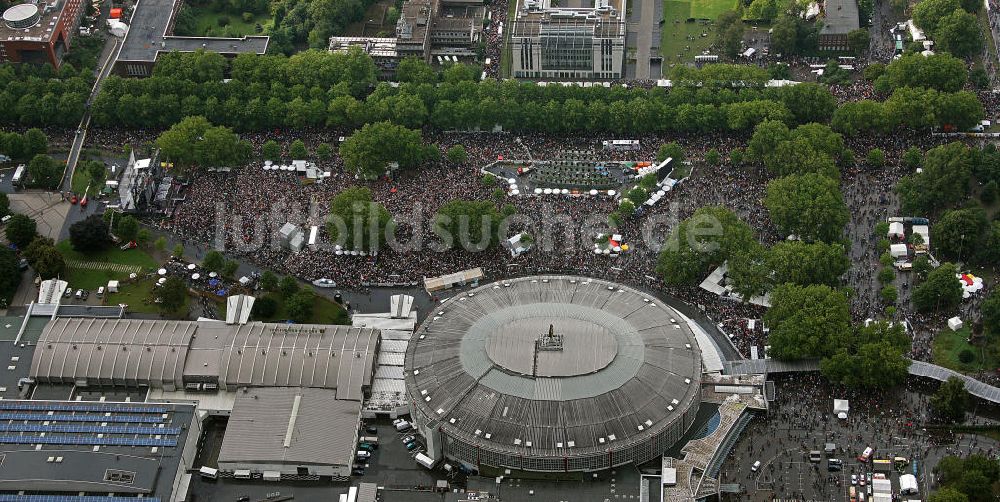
56 240 158 290
661 0 738 64
173 5 271 38
933 326 1000 374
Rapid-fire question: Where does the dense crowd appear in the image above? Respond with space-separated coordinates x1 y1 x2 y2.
722 374 1000 499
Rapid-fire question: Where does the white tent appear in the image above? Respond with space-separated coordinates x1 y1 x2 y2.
912 225 930 246
899 474 918 495
833 399 849 419
887 222 905 238
948 316 963 331
106 280 120 293
890 243 908 258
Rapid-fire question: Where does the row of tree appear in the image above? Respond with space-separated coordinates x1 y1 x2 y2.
91 51 848 132
0 63 91 127
0 128 48 161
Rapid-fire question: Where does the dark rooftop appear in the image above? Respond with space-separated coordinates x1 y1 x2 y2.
117 0 269 63
820 0 860 35
0 399 196 501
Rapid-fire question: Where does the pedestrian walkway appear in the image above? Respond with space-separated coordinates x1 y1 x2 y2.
64 259 142 275
726 358 1000 405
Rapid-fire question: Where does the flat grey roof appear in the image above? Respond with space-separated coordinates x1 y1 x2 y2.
820 0 860 35
0 341 36 399
405 275 702 457
117 0 268 63
31 319 379 399
0 449 159 493
0 399 196 501
219 387 359 468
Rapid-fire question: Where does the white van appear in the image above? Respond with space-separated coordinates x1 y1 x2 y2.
96 286 105 298
233 469 252 479
751 460 761 472
395 420 412 432
356 450 371 460
199 466 218 479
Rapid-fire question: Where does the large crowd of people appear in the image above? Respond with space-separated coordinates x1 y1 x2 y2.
722 374 1000 499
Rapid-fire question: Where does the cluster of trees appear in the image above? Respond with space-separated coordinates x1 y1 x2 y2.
268 0 381 53
92 51 843 134
765 284 912 386
173 0 270 37
327 187 393 251
930 208 1000 267
832 88 981 135
2 212 65 281
715 11 745 59
931 376 969 423
0 128 47 161
156 116 251 169
928 454 1000 502
912 262 964 313
253 271 334 323
897 143 974 215
201 250 241 278
913 0 982 57
655 206 757 289
833 55 982 134
747 120 850 246
69 215 113 253
0 63 90 127
92 50 379 129
339 122 434 179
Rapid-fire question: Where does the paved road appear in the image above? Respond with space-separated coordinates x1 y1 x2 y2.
60 36 121 193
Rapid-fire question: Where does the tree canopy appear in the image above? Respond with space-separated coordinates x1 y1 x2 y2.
912 262 963 312
819 321 911 388
4 214 37 249
327 187 393 252
765 173 849 242
68 215 112 253
931 376 969 423
156 116 251 168
339 121 429 180
765 284 851 360
765 241 850 287
0 247 20 307
656 206 756 286
433 200 503 251
897 142 973 215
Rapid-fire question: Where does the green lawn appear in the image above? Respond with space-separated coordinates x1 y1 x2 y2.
184 8 271 38
251 292 351 325
70 166 101 196
57 240 159 290
661 0 718 64
689 0 738 19
115 279 190 317
933 327 1000 373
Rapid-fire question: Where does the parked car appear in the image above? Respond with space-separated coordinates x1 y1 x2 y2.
401 435 416 444
405 441 419 451
365 425 378 434
352 468 365 476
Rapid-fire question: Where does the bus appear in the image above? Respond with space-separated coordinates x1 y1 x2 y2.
10 164 25 185
602 140 640 151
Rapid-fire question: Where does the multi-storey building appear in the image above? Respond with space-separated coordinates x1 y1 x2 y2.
510 0 625 80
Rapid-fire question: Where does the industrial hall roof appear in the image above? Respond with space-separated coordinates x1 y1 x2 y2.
30 318 379 400
405 275 702 457
219 387 360 468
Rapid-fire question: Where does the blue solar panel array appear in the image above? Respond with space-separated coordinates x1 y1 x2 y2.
0 435 177 447
0 496 162 502
0 402 167 414
0 413 163 424
0 424 180 435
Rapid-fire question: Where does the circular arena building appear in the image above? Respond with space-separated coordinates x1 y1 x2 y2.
404 275 703 473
